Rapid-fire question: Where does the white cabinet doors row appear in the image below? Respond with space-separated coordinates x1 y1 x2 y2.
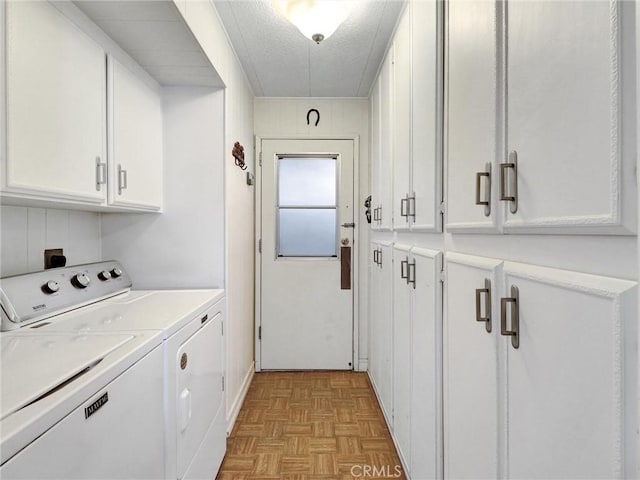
445 252 637 479
371 0 443 233
446 0 636 234
392 245 443 480
3 1 162 212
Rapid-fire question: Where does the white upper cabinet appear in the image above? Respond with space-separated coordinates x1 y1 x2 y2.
446 0 499 232
386 1 443 232
392 9 412 232
2 1 164 212
504 1 636 234
374 52 394 231
4 1 106 204
410 0 443 232
370 78 381 228
446 0 636 234
108 58 163 211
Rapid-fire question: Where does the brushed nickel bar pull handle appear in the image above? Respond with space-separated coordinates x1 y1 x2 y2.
377 249 383 268
378 206 383 224
400 258 409 280
95 156 107 191
500 152 518 213
117 164 128 195
400 197 409 221
407 261 416 289
500 285 519 349
373 249 379 265
475 278 492 333
475 172 489 206
373 207 379 222
408 194 416 219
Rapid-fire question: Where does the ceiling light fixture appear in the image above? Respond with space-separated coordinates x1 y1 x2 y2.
274 0 350 44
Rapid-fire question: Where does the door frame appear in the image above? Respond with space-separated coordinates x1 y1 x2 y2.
254 135 360 372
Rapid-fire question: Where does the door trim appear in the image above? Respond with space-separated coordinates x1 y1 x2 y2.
254 135 360 372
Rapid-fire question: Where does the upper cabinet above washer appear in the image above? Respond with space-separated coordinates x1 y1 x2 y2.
446 0 636 235
3 1 108 206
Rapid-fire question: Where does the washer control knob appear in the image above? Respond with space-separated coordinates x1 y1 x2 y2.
72 273 91 289
42 280 60 294
98 270 112 281
110 267 123 278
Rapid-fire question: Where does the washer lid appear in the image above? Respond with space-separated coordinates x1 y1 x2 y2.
1 333 134 420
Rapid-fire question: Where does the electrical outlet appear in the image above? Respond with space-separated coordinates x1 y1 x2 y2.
44 248 65 269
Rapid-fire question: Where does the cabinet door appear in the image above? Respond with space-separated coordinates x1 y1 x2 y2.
5 1 106 203
378 52 394 231
410 248 443 479
505 1 635 234
108 58 163 210
445 0 499 232
369 243 381 389
410 0 443 233
392 7 411 232
444 253 502 479
503 262 636 478
377 242 395 420
370 79 382 231
392 244 412 466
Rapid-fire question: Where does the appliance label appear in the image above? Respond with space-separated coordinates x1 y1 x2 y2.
85 392 109 419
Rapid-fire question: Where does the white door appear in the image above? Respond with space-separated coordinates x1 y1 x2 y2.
259 138 355 370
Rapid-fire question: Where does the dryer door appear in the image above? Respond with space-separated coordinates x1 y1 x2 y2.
176 313 223 478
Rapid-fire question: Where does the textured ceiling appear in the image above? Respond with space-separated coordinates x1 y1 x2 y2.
214 0 404 97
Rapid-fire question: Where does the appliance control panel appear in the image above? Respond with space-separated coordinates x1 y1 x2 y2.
0 261 132 331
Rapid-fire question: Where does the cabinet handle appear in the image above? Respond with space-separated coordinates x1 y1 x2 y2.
378 206 383 225
374 207 380 222
408 194 416 219
500 285 520 349
400 196 409 221
373 249 379 264
407 261 416 289
377 249 383 267
95 157 106 191
500 152 518 213
475 163 491 217
400 258 409 279
117 164 128 195
475 278 492 333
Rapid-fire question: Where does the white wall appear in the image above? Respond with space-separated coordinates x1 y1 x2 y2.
101 87 226 289
254 97 370 370
173 0 256 432
0 206 101 277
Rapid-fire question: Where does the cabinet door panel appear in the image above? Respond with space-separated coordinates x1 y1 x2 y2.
369 243 382 394
109 58 163 210
5 1 106 203
411 0 442 233
392 245 412 466
374 242 394 420
410 248 442 479
370 80 382 231
503 262 636 478
444 253 502 479
393 8 411 232
379 53 394 231
446 0 499 232
505 1 635 233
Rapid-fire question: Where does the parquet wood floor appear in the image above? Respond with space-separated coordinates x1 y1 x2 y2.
216 371 406 480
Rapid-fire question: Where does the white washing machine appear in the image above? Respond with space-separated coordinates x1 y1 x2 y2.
0 261 227 480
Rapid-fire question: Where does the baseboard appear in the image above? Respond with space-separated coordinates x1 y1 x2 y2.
366 371 410 478
226 361 255 435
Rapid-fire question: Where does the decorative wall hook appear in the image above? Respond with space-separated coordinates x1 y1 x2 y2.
307 108 320 127
232 141 247 171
